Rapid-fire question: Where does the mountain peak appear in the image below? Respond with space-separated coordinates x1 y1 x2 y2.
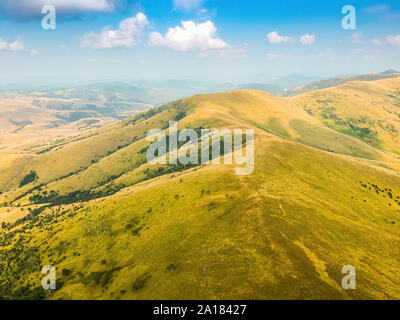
380 69 400 74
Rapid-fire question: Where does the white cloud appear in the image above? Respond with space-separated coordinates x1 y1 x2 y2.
174 0 204 12
80 13 148 49
351 33 362 44
30 49 39 56
0 39 25 51
300 34 315 45
149 20 228 52
0 0 121 17
9 40 25 51
386 34 400 47
0 39 7 50
372 38 384 46
267 31 290 44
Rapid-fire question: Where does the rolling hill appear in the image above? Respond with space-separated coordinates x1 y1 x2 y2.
0 75 400 300
281 73 398 97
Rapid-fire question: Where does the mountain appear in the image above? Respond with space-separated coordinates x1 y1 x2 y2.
204 83 282 95
0 75 400 300
381 69 400 75
272 73 323 89
281 73 398 97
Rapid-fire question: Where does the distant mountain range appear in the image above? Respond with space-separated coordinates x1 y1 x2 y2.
270 73 324 89
1 70 399 104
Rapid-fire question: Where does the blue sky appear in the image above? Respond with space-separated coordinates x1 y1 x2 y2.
0 0 399 85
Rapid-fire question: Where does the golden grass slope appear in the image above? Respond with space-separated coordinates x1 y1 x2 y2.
2 86 397 205
288 76 400 156
0 75 400 300
1 135 400 299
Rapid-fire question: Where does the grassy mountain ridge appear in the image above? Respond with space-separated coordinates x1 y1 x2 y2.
0 76 400 299
288 76 400 156
281 73 399 97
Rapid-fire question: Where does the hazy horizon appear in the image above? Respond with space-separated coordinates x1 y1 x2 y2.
1 70 398 89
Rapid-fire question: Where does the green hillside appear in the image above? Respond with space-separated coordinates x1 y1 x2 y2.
289 77 400 156
1 76 400 300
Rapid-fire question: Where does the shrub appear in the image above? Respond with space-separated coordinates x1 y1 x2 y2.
132 273 151 291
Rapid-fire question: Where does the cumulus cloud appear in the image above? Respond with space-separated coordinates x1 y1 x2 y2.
0 39 7 50
0 39 24 51
386 34 400 47
267 31 290 44
173 0 204 12
0 0 122 18
80 13 148 49
300 34 315 45
8 40 25 51
149 20 228 52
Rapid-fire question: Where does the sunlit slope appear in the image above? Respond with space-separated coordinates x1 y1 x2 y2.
281 73 398 97
187 91 387 160
1 89 391 207
289 76 400 156
1 78 400 300
1 136 400 299
0 102 187 195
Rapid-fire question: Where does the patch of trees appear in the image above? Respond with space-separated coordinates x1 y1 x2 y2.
124 105 169 126
19 171 38 187
84 267 122 288
174 111 187 121
143 163 198 181
124 100 189 127
29 188 115 206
